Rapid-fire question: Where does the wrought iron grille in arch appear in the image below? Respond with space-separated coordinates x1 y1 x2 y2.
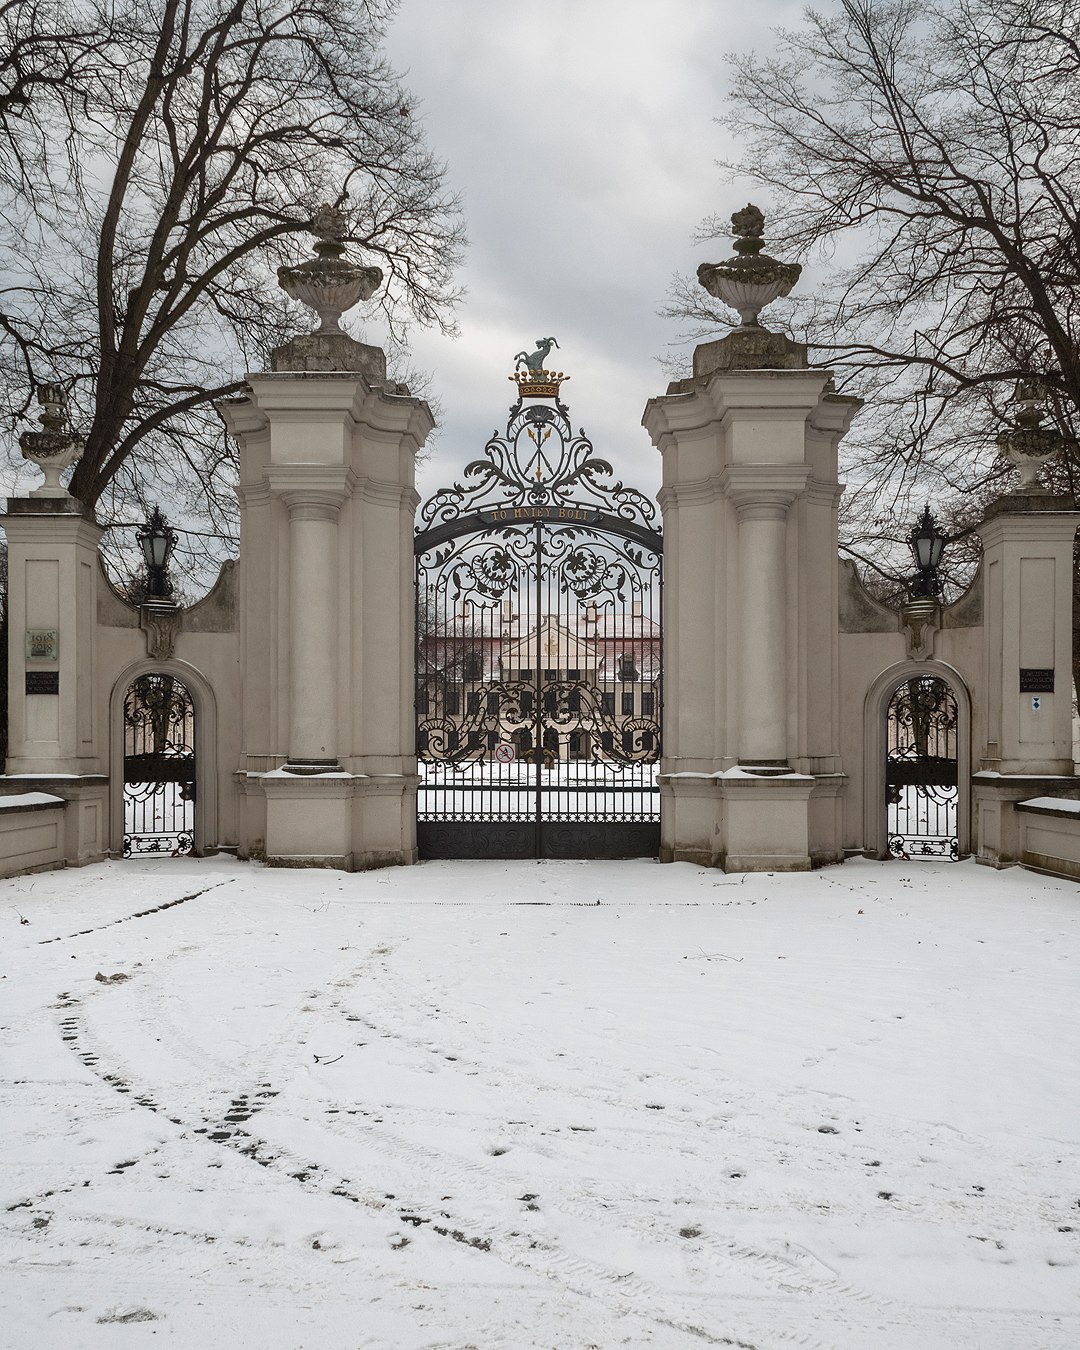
122 673 196 856
415 372 662 859
886 676 958 860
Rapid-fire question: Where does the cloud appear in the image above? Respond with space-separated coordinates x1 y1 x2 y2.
384 0 799 498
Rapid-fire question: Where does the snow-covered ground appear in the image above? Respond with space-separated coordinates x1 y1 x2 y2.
1 855 1078 1350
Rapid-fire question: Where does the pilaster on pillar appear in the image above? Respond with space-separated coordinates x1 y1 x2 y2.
978 493 1080 777
725 473 807 765
1 499 105 777
280 489 344 770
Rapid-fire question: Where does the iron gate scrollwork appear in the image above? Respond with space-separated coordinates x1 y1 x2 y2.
123 673 196 856
886 676 958 860
415 366 662 859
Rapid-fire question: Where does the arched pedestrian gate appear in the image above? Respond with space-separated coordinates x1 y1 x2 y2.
886 676 959 859
415 368 662 859
122 673 196 856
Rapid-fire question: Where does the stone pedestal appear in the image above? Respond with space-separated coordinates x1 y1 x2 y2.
974 492 1080 865
642 357 859 872
0 497 109 864
218 355 433 871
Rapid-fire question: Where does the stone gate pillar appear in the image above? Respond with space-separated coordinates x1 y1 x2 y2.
0 387 109 863
217 208 433 870
642 206 860 871
973 477 1080 864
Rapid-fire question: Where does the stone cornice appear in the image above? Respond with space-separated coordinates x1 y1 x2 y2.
265 464 355 500
215 392 265 438
244 371 434 443
354 476 418 509
718 464 811 506
643 369 836 443
810 392 863 438
978 502 1080 547
0 507 105 546
657 478 720 509
281 493 342 522
235 479 273 510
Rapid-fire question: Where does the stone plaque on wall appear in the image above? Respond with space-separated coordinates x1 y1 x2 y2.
25 670 60 694
1019 668 1054 693
25 628 59 661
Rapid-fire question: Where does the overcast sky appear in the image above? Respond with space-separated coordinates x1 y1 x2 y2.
4 0 808 530
380 0 805 503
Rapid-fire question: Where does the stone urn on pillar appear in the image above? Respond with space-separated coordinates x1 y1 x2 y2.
686 206 809 377
697 203 802 329
273 204 387 379
19 383 84 498
995 379 1064 491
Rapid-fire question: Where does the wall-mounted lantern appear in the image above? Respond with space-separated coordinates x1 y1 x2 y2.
907 505 947 599
137 506 178 600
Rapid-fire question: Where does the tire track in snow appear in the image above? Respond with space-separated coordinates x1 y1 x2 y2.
45 992 809 1349
36 880 235 945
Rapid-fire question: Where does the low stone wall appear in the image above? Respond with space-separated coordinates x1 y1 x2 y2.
1016 797 1080 881
0 792 67 877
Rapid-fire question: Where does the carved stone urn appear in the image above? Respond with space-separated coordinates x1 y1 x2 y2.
696 204 803 330
996 379 1063 491
19 383 84 498
277 204 383 335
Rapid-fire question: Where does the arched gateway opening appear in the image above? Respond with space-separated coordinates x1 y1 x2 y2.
122 673 196 856
885 676 959 860
414 367 662 859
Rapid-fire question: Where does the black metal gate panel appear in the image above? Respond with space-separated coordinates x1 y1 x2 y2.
886 676 958 860
123 673 196 856
415 367 661 859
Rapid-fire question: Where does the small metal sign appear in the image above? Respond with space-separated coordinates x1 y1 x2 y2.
25 628 59 661
1019 668 1054 693
494 743 516 764
25 671 59 695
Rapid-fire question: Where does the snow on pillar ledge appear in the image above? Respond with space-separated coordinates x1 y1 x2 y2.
642 366 859 872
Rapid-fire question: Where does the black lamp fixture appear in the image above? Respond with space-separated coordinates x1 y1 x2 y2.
907 504 947 599
137 505 178 599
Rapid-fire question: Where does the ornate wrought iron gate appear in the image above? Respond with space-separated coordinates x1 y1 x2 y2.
886 676 958 859
415 367 662 859
123 673 196 856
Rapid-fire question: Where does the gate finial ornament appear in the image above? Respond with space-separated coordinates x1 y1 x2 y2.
996 378 1065 491
513 337 559 372
277 203 383 336
19 383 85 498
509 337 570 399
696 204 802 331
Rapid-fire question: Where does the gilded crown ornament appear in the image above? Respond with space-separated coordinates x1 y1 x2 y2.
995 379 1065 491
696 204 802 330
277 203 383 335
19 382 84 498
509 336 570 399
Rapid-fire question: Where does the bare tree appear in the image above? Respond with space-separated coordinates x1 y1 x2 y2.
0 0 464 580
665 0 1080 586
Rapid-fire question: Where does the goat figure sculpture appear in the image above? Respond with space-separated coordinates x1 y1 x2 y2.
513 337 559 372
